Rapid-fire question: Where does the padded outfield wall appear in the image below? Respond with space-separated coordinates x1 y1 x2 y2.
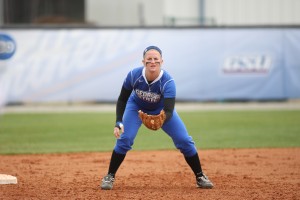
0 28 300 104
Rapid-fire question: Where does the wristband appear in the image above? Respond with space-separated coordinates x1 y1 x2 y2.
115 122 124 129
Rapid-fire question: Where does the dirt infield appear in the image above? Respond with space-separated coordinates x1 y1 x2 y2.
0 148 299 200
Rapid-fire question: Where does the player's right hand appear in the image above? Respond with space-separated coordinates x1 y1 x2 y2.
114 122 124 138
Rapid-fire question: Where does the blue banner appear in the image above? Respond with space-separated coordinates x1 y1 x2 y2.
0 28 299 104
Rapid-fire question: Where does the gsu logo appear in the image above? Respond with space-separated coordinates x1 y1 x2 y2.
0 34 16 60
222 55 272 74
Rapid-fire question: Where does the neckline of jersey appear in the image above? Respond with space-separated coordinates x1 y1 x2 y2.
142 68 164 85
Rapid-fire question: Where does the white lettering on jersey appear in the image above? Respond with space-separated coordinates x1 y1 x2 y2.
135 89 161 103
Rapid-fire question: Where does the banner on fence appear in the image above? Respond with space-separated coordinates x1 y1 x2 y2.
0 28 299 103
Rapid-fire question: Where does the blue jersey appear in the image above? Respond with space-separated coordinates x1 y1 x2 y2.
123 67 176 111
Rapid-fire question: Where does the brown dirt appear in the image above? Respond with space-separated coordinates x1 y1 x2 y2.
0 148 299 200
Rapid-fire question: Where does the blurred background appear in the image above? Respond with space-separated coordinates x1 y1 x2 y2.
0 0 300 106
1 0 300 26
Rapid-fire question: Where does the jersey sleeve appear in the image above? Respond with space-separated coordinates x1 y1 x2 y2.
123 70 133 90
162 79 176 98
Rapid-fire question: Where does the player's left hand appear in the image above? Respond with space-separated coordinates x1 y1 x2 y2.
138 110 166 131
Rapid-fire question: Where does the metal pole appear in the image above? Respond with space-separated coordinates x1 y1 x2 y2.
0 0 3 25
199 0 205 25
138 0 145 26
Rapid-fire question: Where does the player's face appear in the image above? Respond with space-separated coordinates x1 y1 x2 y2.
142 50 163 74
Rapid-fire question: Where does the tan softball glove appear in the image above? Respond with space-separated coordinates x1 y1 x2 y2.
138 110 166 131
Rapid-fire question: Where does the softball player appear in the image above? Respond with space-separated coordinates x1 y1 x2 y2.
101 46 213 190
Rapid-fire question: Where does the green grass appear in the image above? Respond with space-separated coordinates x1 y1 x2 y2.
0 110 299 154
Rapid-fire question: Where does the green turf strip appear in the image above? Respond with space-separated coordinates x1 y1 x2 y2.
0 110 299 154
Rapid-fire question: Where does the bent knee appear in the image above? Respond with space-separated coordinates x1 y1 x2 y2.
114 136 134 154
174 137 197 157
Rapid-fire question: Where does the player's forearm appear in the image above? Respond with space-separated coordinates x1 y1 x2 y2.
163 98 175 122
116 100 126 122
116 86 132 123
